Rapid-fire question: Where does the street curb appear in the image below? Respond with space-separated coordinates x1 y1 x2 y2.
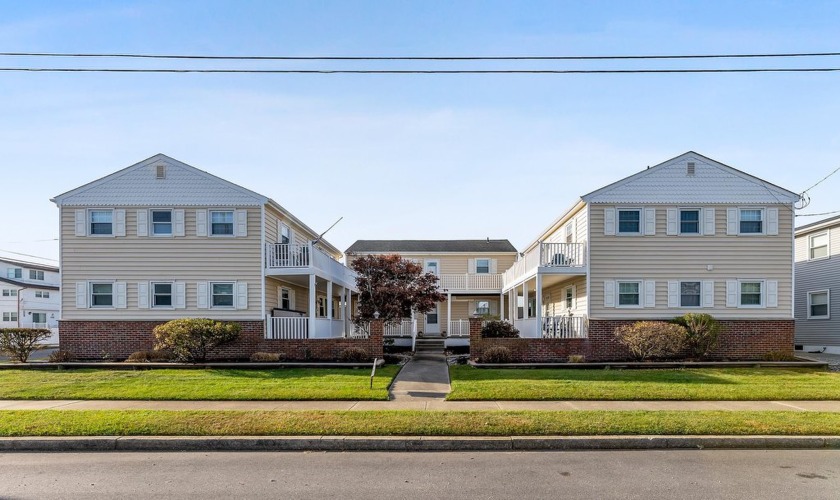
2 435 840 452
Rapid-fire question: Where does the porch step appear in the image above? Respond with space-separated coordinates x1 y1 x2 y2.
415 338 446 353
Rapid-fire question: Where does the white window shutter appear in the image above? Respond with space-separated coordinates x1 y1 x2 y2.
704 208 715 236
468 259 476 274
604 208 616 235
604 281 616 307
767 208 779 236
468 300 475 315
702 280 714 308
75 282 88 308
726 280 737 307
288 289 296 309
726 208 738 235
667 281 679 308
196 210 207 237
197 282 208 309
174 282 186 309
74 209 87 236
569 285 576 310
115 282 127 309
137 282 149 308
644 280 656 307
136 210 148 237
666 209 678 235
767 280 778 307
235 209 248 237
236 282 248 309
173 209 185 237
490 259 497 274
644 208 656 235
114 209 126 237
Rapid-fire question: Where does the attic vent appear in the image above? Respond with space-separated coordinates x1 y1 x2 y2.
686 162 696 176
155 165 166 179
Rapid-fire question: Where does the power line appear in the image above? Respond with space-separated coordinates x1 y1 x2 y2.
796 210 840 217
801 165 840 193
0 249 58 262
2 67 840 74
3 51 840 61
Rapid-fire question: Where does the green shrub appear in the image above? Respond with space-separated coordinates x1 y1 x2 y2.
481 321 520 338
0 328 52 362
125 350 175 363
338 347 370 362
762 350 797 361
153 318 241 363
568 354 586 363
480 345 513 363
614 321 687 361
250 352 283 362
48 350 76 363
674 313 721 359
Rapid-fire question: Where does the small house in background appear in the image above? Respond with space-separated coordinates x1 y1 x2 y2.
794 215 840 353
0 256 60 343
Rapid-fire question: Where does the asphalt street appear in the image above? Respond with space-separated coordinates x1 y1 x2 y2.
1 450 838 499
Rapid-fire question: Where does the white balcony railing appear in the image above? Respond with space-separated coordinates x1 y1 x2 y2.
447 319 471 337
503 242 586 289
265 242 357 288
384 319 417 337
438 273 503 292
542 315 587 339
266 243 310 268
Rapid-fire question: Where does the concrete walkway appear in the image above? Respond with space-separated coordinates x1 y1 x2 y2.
4 399 840 412
388 351 451 401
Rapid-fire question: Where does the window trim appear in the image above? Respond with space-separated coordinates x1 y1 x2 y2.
738 280 764 308
209 210 235 237
807 289 830 320
738 208 765 236
564 286 574 310
151 281 175 309
475 258 490 274
424 259 440 276
279 286 292 310
89 281 115 309
35 290 50 298
616 208 643 236
678 208 702 236
808 231 830 261
150 209 174 237
616 280 643 308
209 281 236 309
88 208 115 237
679 280 702 308
29 269 45 280
7 268 22 279
474 300 491 315
3 312 18 322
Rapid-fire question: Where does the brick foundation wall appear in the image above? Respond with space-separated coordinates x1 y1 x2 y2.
469 318 794 363
59 319 384 362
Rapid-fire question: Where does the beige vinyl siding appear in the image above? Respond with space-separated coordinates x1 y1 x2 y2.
794 225 840 346
589 204 793 320
542 276 587 317
265 277 312 314
543 207 588 246
264 205 341 259
348 252 516 275
61 206 262 320
417 295 502 332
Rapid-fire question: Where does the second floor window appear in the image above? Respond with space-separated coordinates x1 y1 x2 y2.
475 259 490 274
809 232 829 260
6 268 22 279
89 210 113 235
618 209 641 234
739 209 763 234
2 289 18 297
680 209 700 234
35 291 50 298
279 223 291 244
152 210 173 236
29 270 44 280
210 211 234 236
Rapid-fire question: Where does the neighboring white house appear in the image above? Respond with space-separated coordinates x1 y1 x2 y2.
0 257 60 343
794 215 840 353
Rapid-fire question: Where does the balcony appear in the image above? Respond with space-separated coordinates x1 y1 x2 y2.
265 242 357 289
503 242 586 291
438 273 503 293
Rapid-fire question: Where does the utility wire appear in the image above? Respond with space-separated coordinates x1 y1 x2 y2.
796 210 840 217
2 67 840 74
801 165 840 193
0 249 58 262
3 51 840 61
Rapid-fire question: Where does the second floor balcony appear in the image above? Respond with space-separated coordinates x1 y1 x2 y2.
503 242 587 291
265 242 357 289
438 273 504 293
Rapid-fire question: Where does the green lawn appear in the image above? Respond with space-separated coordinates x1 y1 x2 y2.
2 409 840 436
448 366 840 401
0 367 400 401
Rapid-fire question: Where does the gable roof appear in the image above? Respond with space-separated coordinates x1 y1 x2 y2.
796 214 840 236
346 239 517 254
51 154 267 207
0 257 58 273
581 151 800 205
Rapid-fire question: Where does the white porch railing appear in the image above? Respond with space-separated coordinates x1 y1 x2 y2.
438 273 503 292
266 317 309 339
447 319 471 337
384 319 416 337
349 321 370 339
31 322 48 329
266 243 310 268
542 315 587 339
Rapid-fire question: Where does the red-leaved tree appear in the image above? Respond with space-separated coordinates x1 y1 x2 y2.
350 254 446 325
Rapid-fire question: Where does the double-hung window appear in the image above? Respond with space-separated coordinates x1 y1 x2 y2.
29 270 44 280
3 312 17 322
808 290 829 319
809 232 829 260
317 297 327 317
475 300 490 315
680 209 701 235
210 282 234 307
89 210 113 235
565 224 574 243
151 210 173 236
35 291 50 298
151 282 173 308
739 209 764 234
565 287 574 309
6 268 22 279
617 209 641 235
2 289 17 297
90 283 114 307
739 281 763 306
280 287 292 310
617 281 641 306
210 210 234 236
279 223 291 244
475 259 490 274
680 281 701 307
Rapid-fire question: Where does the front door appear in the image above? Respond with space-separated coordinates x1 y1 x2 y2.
425 304 440 334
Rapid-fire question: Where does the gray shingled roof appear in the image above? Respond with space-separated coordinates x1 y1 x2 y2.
346 239 517 254
0 277 60 291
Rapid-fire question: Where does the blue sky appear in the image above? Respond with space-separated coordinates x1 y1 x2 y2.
2 1 840 263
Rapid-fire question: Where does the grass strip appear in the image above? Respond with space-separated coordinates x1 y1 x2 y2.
448 366 840 401
0 367 399 401
1 410 840 436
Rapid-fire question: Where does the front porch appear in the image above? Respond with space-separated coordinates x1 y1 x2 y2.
506 272 589 339
265 271 358 340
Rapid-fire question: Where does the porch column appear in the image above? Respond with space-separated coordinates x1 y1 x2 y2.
344 290 352 336
308 274 316 338
522 281 529 320
447 292 452 334
326 280 333 320
499 292 504 320
535 274 543 337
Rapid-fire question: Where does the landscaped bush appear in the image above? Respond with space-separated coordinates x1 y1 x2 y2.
480 345 512 363
250 352 284 362
674 313 721 359
48 350 76 363
125 350 175 363
762 350 797 361
338 347 370 362
153 318 241 363
481 320 520 338
614 321 687 361
0 328 52 362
